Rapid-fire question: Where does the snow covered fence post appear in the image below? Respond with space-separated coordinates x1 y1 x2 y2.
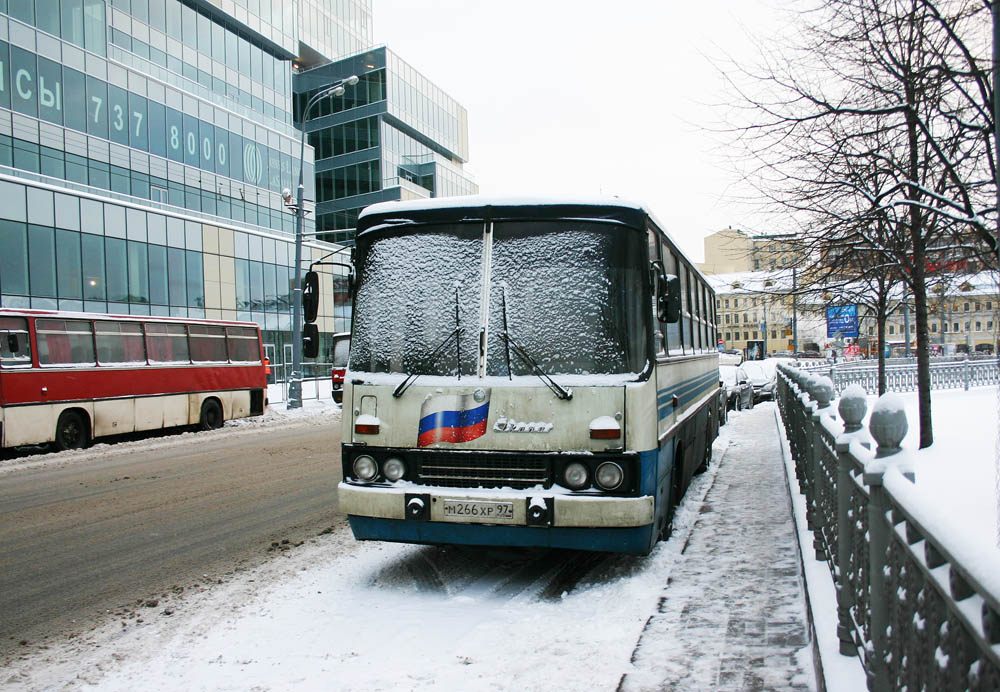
835 384 869 658
809 375 835 562
863 394 910 692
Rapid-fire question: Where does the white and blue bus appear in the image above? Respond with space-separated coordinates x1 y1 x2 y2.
336 197 720 554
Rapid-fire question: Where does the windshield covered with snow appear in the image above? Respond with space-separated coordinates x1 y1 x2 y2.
486 221 646 375
349 224 483 375
349 220 648 376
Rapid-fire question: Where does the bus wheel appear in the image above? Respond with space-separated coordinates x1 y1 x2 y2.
199 399 224 431
55 410 89 451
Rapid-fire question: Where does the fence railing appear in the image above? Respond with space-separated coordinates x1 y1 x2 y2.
800 359 1000 394
776 364 1000 691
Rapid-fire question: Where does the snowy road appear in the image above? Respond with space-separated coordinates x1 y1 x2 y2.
0 405 342 661
2 403 817 691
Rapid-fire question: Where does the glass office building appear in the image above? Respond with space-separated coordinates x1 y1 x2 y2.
0 1 362 370
294 46 478 244
0 0 473 365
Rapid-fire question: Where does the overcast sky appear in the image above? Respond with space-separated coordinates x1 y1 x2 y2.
372 0 785 262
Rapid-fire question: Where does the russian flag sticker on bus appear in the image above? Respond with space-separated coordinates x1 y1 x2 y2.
417 390 491 447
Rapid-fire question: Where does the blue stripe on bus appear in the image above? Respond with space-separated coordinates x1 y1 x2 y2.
417 402 490 435
656 370 719 420
347 516 656 554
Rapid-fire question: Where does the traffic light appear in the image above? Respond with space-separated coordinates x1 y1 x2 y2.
302 270 319 324
303 322 319 358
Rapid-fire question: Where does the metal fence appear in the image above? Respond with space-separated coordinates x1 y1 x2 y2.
776 364 1000 691
273 361 335 403
797 358 1000 394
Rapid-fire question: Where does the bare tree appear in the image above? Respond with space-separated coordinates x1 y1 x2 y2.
723 0 995 447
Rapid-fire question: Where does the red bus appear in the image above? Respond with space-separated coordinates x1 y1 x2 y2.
0 308 267 451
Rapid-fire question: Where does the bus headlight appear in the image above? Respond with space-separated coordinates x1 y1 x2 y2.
563 462 589 490
595 462 624 490
353 455 378 481
383 457 406 482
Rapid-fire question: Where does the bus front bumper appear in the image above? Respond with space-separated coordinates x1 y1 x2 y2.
338 482 654 528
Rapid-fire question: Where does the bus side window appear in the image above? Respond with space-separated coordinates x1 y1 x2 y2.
37 319 95 366
648 228 665 356
189 325 227 362
661 244 682 355
0 317 32 367
226 326 261 363
96 321 146 364
146 322 190 363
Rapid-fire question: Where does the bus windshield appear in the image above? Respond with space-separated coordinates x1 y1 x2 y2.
350 220 648 376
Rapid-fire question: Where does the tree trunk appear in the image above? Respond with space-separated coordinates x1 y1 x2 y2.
906 94 934 448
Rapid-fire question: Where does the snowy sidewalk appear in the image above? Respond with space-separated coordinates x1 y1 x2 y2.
621 404 815 691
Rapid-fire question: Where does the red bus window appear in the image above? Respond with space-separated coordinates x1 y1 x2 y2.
96 321 146 365
0 317 32 368
145 322 190 363
37 319 96 366
189 324 227 362
226 326 261 363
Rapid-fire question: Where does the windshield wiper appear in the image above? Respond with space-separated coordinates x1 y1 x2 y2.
499 285 572 401
393 283 464 398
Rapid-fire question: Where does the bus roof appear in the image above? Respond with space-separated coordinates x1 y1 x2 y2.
358 195 652 234
357 194 709 285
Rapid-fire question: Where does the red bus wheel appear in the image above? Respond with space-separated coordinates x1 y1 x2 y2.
199 399 224 431
55 411 89 451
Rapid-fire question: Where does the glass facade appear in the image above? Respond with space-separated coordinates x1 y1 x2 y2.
0 2 352 368
294 46 477 245
298 0 372 62
0 1 474 361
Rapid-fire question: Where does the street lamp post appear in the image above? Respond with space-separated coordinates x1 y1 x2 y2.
284 74 359 409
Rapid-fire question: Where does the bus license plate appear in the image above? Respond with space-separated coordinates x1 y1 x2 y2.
441 499 516 524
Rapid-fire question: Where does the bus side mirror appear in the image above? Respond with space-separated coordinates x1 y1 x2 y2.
303 322 319 358
657 273 680 324
302 271 319 323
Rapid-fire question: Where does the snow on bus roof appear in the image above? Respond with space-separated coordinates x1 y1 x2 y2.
360 194 647 218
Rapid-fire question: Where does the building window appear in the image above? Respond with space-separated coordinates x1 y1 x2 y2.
931 323 937 333
975 321 982 331
952 322 959 332
964 302 970 312
889 325 895 335
734 298 739 308
724 298 730 308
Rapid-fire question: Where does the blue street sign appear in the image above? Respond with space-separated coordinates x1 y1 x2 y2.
826 305 859 338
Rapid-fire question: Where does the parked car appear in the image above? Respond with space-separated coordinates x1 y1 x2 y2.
738 359 778 403
720 364 754 411
330 331 350 404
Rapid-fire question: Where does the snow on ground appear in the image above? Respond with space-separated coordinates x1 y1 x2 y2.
3 416 738 692
1 382 995 691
